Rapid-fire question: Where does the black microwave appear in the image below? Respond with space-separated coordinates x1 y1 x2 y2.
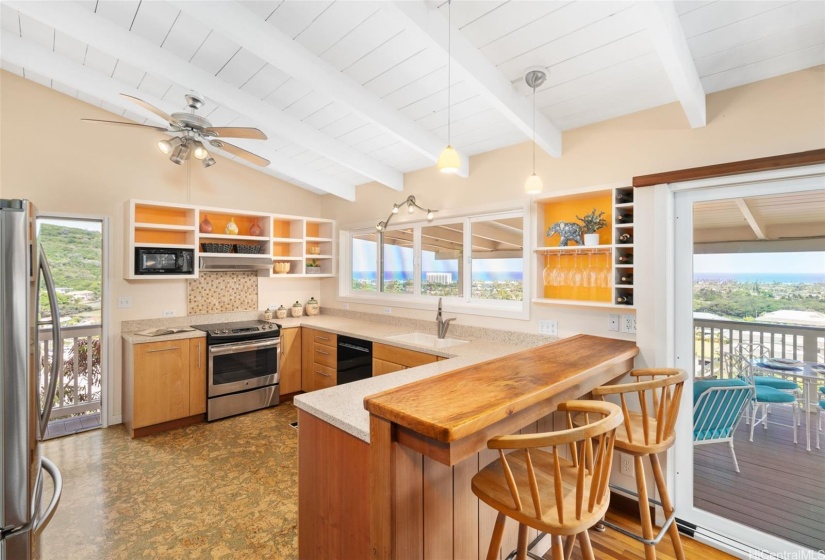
135 247 194 275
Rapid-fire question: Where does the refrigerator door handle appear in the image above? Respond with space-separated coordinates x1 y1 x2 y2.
38 247 63 438
32 457 62 536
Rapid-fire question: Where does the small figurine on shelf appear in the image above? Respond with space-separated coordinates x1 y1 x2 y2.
275 305 288 320
546 220 583 247
291 301 303 318
199 214 213 233
225 217 239 235
249 219 263 237
306 260 321 274
576 209 607 246
305 297 319 316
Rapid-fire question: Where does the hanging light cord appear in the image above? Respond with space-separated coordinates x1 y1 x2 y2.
532 85 536 174
447 0 451 145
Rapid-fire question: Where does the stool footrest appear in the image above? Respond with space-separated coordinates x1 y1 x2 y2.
602 484 675 546
503 532 547 560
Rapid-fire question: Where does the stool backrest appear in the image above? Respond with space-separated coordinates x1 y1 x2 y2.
591 368 687 450
486 400 622 529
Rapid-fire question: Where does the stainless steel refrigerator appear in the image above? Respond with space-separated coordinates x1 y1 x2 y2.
1 199 63 560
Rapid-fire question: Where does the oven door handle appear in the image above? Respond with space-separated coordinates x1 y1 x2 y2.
209 338 280 356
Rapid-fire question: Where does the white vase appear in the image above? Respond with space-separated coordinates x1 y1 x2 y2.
584 233 600 246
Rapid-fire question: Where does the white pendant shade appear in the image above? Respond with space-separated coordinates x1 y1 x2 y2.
524 173 543 194
437 145 460 174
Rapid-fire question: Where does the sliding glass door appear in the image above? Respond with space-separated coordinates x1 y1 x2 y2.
672 174 825 556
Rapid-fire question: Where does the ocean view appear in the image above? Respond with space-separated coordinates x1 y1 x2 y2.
353 271 524 282
694 272 825 284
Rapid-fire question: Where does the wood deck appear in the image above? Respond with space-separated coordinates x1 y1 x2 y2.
694 406 825 551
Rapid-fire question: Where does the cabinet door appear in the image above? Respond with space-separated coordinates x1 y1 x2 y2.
372 358 405 376
133 340 190 428
374 343 438 368
280 327 302 394
189 338 207 415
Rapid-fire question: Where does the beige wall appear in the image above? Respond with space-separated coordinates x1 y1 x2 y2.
319 66 825 344
0 70 326 421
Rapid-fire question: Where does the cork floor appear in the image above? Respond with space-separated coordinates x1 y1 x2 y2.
39 403 299 560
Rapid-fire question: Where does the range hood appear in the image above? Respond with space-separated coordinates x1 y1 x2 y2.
199 256 273 273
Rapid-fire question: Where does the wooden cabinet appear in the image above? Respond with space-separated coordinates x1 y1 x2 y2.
302 327 338 392
189 338 207 415
280 327 302 395
372 343 438 376
123 337 207 437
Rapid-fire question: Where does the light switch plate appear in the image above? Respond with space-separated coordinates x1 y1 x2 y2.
621 314 636 334
117 296 132 308
383 307 392 314
162 310 174 317
608 314 620 332
342 303 349 310
538 320 558 336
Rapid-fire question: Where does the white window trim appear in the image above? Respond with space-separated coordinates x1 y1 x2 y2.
339 205 531 320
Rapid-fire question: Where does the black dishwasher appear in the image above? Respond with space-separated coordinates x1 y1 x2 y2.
337 336 373 385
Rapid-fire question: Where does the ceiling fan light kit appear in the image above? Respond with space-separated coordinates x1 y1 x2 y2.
523 67 547 195
82 92 270 168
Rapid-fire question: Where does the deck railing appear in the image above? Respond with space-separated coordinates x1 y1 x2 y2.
694 318 825 378
38 324 102 419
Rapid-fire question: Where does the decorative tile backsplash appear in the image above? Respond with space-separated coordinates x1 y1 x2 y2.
188 272 258 315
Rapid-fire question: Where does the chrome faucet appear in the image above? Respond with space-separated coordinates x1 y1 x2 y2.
436 298 456 339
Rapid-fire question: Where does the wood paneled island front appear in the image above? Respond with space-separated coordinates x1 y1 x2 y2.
297 334 638 560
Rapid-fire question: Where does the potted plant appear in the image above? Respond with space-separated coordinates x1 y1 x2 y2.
306 259 321 274
577 209 607 246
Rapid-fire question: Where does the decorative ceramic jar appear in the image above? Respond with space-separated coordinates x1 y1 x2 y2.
273 262 290 274
225 217 239 235
290 301 303 318
305 297 319 316
275 305 288 320
263 307 273 321
308 246 321 255
199 214 213 233
249 219 263 237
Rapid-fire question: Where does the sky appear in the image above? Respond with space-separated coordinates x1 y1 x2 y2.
694 252 825 274
353 239 521 274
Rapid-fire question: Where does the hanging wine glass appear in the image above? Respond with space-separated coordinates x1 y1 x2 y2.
601 250 612 288
551 252 564 286
570 252 583 286
587 251 598 288
543 253 553 286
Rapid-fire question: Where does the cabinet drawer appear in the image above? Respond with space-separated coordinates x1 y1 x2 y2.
311 363 337 389
374 343 438 368
313 331 337 346
313 344 337 368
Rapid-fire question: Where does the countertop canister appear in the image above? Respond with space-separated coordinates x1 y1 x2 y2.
291 301 303 318
305 297 319 316
275 305 288 319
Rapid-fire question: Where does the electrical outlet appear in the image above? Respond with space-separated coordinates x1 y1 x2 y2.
608 314 620 332
117 296 132 308
621 314 636 334
162 310 174 317
538 320 558 336
620 453 633 475
342 303 349 310
383 307 392 314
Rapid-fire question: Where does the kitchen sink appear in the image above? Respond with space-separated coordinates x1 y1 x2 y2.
385 332 468 349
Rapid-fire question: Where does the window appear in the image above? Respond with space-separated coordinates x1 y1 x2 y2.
342 209 528 318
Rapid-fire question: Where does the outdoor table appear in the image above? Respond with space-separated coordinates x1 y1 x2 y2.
753 360 825 451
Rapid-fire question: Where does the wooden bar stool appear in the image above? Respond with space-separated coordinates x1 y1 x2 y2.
471 400 623 560
591 368 688 560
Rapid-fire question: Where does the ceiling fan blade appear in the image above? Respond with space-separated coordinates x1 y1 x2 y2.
205 127 267 140
81 118 169 132
120 94 180 126
210 140 270 167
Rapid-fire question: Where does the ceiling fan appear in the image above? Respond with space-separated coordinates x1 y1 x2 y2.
82 92 270 168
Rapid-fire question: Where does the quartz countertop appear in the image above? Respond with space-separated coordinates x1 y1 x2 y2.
121 329 206 344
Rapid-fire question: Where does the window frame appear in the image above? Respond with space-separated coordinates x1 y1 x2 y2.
339 206 530 320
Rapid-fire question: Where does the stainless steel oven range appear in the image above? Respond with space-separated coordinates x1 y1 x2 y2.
191 320 281 421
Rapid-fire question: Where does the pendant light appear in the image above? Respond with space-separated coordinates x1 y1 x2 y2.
437 0 460 174
524 68 546 194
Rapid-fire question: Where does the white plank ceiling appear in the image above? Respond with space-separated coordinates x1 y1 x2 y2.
1 0 823 200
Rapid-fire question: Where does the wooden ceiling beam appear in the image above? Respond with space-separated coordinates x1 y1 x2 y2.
388 1 562 157
638 0 706 128
734 198 768 240
0 31 356 200
171 1 469 178
7 1 402 193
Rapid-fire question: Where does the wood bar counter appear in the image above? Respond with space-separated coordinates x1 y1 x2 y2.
298 334 638 560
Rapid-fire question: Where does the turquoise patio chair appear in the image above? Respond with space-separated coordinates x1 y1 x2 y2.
732 343 801 394
694 379 755 472
724 352 799 444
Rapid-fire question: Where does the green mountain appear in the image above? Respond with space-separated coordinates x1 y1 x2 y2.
38 223 101 320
